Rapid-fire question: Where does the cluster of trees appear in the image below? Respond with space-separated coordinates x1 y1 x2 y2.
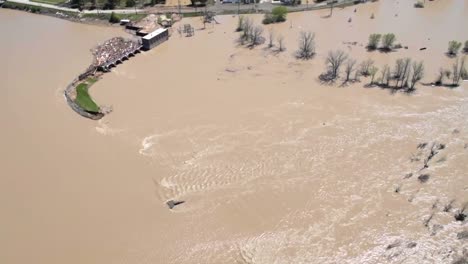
435 56 467 87
443 40 468 86
319 51 425 91
447 40 468 57
367 33 397 51
71 0 121 10
263 6 288 24
237 17 265 47
236 16 285 51
70 0 163 10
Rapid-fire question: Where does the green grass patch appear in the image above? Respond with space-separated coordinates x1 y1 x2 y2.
75 83 100 113
30 0 67 5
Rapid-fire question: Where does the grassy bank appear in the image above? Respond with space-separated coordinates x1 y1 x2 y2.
75 80 100 113
1 2 77 16
83 12 146 21
30 0 67 5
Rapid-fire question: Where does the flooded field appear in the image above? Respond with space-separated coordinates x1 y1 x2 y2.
1 0 467 263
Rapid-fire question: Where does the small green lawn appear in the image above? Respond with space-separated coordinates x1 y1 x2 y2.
30 0 67 5
75 83 100 113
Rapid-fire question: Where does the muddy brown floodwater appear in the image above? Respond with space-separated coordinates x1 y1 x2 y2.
1 0 468 263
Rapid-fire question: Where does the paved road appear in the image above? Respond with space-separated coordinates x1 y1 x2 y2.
5 0 144 13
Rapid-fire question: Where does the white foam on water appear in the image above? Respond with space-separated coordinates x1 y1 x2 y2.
95 120 124 136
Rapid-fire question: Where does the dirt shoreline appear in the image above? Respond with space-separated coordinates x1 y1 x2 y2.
1 2 116 26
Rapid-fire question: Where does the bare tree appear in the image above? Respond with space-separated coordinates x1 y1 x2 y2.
393 58 404 87
327 0 335 16
236 15 245 32
326 50 348 79
452 58 461 86
354 68 361 81
399 58 412 88
268 29 275 48
250 25 264 47
369 66 379 85
460 56 468 80
344 58 357 82
277 35 285 52
435 68 445 85
297 31 315 59
410 61 424 89
240 17 253 44
380 64 390 86
359 59 375 76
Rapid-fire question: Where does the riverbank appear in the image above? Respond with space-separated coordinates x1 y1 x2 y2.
1 1 147 25
1 0 362 26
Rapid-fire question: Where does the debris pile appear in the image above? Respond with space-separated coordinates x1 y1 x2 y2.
92 37 140 67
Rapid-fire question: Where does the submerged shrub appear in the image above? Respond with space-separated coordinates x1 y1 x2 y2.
367 33 381 50
414 1 424 8
109 12 120 23
263 6 287 24
448 40 462 56
382 33 396 50
236 16 244 32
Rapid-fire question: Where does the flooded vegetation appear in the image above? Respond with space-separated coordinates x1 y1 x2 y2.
1 0 468 263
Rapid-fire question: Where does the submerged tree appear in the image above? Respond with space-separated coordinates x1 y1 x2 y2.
393 58 404 86
436 68 446 85
448 40 462 56
369 66 379 85
451 56 466 86
239 17 253 45
236 16 245 32
268 29 275 48
344 58 357 82
326 50 348 79
277 35 285 52
359 59 375 76
250 26 264 47
398 58 412 88
380 64 390 86
461 57 468 80
367 34 381 50
452 58 460 86
410 61 425 89
297 31 316 59
381 33 396 51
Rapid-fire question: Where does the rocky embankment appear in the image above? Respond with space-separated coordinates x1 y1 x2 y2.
64 37 140 120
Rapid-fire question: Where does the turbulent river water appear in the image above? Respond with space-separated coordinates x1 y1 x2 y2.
1 1 467 263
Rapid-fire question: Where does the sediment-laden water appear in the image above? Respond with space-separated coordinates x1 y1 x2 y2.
1 1 467 263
